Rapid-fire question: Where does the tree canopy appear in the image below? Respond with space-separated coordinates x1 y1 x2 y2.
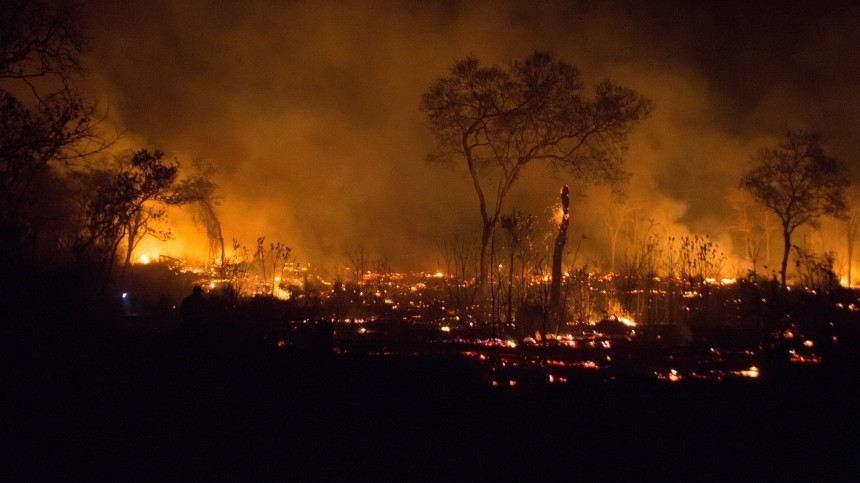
420 51 651 295
0 0 108 261
741 129 849 288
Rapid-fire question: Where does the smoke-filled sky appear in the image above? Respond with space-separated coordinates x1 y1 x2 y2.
78 0 859 272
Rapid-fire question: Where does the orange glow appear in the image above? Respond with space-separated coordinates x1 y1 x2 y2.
788 350 822 364
738 366 759 378
552 206 565 225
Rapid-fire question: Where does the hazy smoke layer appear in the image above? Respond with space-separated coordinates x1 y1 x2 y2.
80 0 859 273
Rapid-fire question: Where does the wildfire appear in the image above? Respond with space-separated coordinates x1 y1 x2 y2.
737 366 759 378
788 350 822 364
552 206 565 225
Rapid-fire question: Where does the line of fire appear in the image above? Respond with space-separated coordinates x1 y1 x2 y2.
118 222 852 385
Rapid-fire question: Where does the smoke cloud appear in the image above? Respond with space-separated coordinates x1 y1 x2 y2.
79 0 859 273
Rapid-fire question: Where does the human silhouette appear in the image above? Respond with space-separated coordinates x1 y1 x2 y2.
181 285 207 330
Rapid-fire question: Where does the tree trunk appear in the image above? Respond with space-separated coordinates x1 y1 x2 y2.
780 228 791 289
124 227 135 267
478 219 492 295
507 248 514 325
549 186 570 329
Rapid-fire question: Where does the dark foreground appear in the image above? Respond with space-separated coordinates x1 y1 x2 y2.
5 323 860 482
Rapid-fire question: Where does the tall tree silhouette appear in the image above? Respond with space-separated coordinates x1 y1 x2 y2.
421 51 650 310
0 0 110 260
77 149 186 277
549 185 570 326
741 130 849 289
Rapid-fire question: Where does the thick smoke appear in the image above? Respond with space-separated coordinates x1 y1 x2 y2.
79 0 859 273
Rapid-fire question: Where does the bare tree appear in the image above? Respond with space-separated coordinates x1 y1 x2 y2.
346 244 369 285
222 238 251 302
604 195 641 274
252 237 291 295
176 160 224 266
269 241 292 295
372 255 392 300
500 210 537 325
441 231 480 317
727 187 764 276
420 51 651 305
741 130 849 288
678 235 724 285
843 186 860 286
794 244 838 294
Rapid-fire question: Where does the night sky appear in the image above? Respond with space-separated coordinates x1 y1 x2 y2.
78 0 859 272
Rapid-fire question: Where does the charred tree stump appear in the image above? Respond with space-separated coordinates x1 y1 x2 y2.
548 185 570 332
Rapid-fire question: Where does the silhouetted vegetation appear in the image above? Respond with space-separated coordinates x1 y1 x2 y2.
420 51 651 309
741 129 849 288
2 4 859 480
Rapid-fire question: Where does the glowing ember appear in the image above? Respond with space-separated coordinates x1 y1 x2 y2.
738 366 759 378
788 350 822 364
668 369 681 382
